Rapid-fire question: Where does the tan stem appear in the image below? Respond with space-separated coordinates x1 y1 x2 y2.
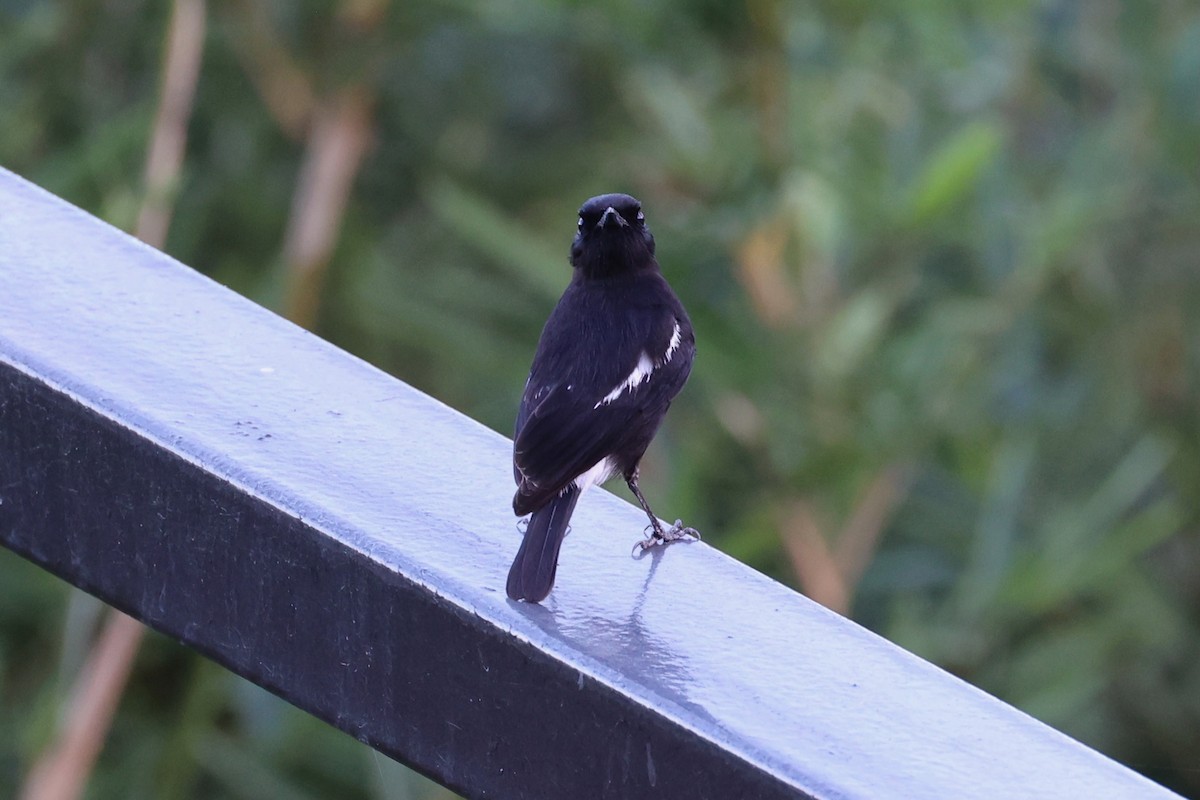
782 501 850 614
281 86 374 328
226 0 316 137
136 0 207 249
834 462 913 592
782 463 912 615
19 613 147 800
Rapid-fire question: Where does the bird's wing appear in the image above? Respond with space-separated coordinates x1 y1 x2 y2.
513 297 693 515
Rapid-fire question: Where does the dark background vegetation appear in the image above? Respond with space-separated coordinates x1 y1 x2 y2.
2 0 1198 797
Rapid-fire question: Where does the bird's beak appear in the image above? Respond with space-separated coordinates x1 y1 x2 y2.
599 206 628 229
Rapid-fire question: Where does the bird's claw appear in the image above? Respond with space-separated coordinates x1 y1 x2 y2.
631 519 701 556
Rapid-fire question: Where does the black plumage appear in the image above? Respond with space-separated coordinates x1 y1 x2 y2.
507 193 697 603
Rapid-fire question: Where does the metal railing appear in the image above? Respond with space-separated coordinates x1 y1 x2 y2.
0 169 1179 799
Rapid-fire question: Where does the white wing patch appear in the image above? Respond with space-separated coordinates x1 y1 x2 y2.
595 351 654 408
593 321 683 409
664 321 683 362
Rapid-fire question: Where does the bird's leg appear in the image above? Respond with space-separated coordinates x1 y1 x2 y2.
626 467 700 554
627 467 665 538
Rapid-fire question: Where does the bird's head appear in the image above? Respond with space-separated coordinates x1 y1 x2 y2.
570 193 657 278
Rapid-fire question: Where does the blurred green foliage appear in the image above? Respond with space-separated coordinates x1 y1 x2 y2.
3 0 1199 797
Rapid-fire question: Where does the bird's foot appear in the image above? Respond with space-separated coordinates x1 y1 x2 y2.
631 520 701 556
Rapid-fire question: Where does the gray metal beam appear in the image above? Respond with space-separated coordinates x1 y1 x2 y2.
0 169 1178 799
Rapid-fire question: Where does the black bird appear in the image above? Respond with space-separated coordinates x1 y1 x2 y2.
507 193 697 603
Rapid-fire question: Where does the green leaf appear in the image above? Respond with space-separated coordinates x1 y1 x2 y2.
906 120 1004 226
424 180 566 302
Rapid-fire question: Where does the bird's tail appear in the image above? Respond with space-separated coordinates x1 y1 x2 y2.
506 486 581 602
